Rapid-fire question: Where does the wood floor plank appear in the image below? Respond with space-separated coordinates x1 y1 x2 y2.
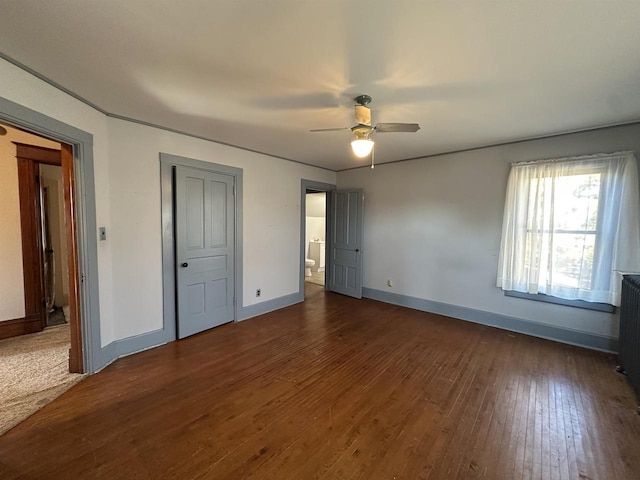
1 283 640 479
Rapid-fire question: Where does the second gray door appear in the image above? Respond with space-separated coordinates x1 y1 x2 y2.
175 165 235 338
329 189 364 298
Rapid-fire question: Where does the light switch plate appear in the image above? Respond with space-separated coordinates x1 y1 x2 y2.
99 227 106 241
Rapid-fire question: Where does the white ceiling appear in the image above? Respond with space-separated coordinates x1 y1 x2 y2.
1 1 640 171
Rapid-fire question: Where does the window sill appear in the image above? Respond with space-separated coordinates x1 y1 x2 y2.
504 290 615 313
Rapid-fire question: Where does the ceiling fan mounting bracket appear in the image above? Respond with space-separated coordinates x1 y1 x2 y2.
351 125 374 138
354 94 372 106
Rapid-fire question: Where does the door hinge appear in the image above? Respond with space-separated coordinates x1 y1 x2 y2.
81 274 86 284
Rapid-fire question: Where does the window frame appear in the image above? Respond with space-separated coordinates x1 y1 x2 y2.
497 151 640 309
522 165 605 295
504 290 615 313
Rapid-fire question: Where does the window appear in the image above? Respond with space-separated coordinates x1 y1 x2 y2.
497 152 640 307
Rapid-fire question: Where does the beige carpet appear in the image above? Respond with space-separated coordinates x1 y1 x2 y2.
0 324 85 435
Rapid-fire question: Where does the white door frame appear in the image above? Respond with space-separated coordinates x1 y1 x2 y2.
299 179 335 298
160 153 243 340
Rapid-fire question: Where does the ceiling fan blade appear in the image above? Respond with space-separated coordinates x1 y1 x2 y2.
374 123 421 133
309 127 350 133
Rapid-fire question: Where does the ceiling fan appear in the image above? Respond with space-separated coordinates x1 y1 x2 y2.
310 94 420 167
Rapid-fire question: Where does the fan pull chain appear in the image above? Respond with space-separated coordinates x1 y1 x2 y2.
371 144 375 169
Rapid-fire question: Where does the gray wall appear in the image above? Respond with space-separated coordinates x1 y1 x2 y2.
337 123 640 345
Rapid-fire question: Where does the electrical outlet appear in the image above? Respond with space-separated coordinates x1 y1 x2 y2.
256 289 261 297
387 279 393 287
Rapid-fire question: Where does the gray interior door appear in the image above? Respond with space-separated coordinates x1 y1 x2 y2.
175 165 235 338
329 189 364 298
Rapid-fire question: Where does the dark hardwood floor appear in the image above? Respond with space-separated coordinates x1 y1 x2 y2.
1 283 639 479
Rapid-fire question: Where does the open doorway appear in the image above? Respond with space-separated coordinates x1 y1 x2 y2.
39 162 70 327
0 121 86 433
299 179 335 300
0 122 81 369
304 191 326 287
300 181 365 301
0 96 102 376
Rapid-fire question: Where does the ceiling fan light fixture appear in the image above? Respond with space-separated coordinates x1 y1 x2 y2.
310 94 419 162
351 139 374 158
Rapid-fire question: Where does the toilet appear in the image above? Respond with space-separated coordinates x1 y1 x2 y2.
305 258 315 277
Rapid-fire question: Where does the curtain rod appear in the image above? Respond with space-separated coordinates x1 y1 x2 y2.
512 150 636 166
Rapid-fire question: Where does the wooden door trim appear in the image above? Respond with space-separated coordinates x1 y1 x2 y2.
15 142 62 166
14 144 63 331
12 142 83 373
16 155 46 329
61 144 83 373
0 314 42 341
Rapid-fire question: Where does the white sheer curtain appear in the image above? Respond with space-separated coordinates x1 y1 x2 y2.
497 151 640 306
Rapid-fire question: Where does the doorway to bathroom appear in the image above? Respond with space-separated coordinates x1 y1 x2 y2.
299 180 364 300
305 191 326 287
299 179 334 300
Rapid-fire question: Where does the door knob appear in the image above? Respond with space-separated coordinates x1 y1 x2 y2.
181 262 189 268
